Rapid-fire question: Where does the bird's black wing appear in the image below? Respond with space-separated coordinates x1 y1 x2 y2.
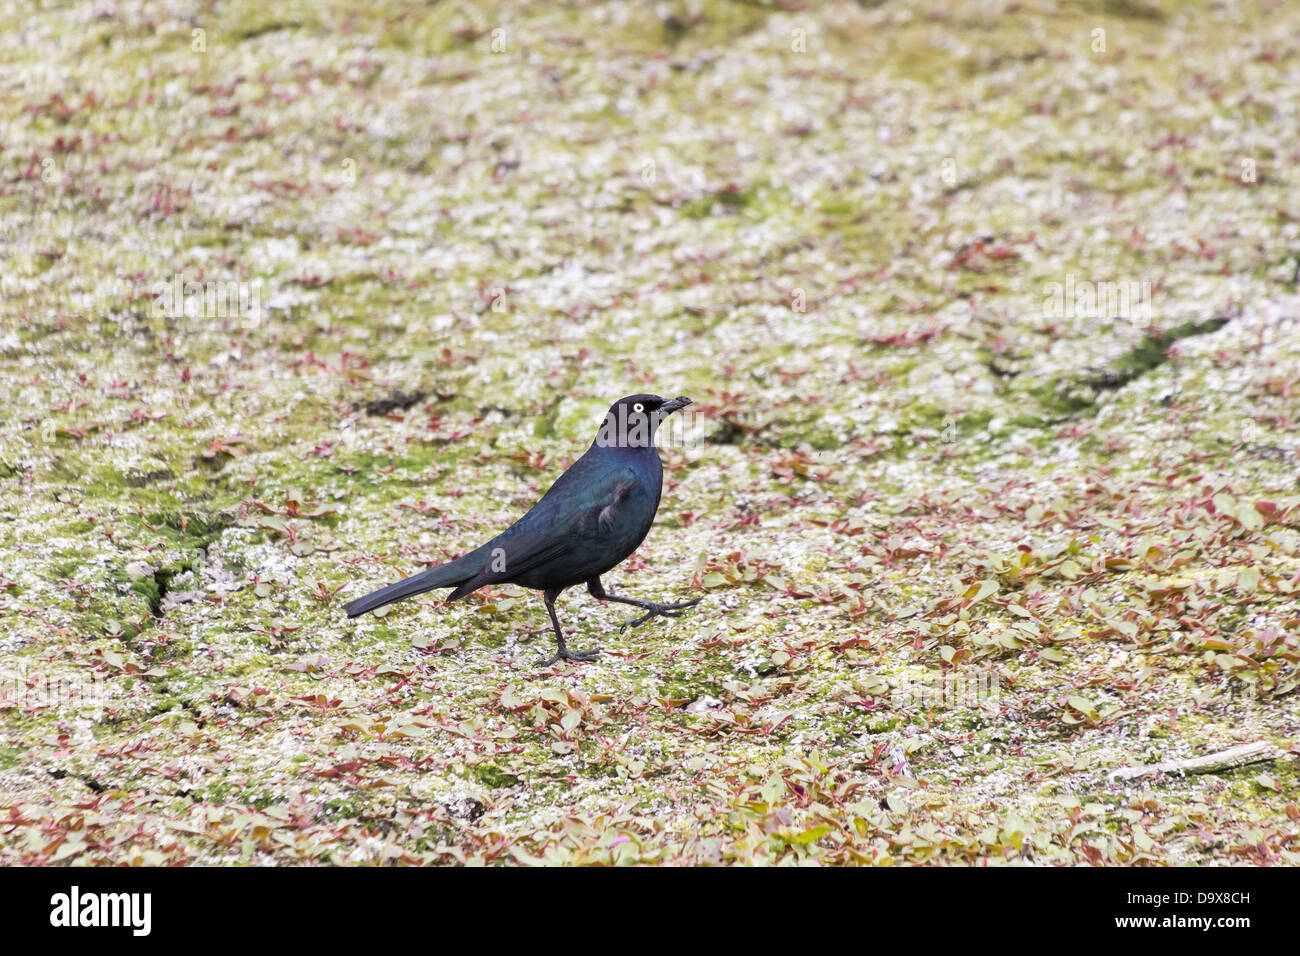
445 463 641 600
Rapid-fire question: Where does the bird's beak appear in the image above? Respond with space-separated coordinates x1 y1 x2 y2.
659 396 693 415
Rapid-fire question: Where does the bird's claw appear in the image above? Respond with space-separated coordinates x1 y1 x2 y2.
620 596 704 630
538 646 602 666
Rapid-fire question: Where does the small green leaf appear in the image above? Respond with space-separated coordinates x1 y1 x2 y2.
1067 695 1098 719
1236 504 1264 531
1254 773 1279 792
793 824 831 844
761 773 785 804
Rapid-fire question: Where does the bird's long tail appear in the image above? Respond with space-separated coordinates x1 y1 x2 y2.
343 561 471 618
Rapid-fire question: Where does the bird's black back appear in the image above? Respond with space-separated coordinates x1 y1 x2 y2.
447 438 663 595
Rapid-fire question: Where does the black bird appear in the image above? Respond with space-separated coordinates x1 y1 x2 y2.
344 394 703 665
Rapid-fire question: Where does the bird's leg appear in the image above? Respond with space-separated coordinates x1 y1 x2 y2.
537 588 600 666
587 577 704 630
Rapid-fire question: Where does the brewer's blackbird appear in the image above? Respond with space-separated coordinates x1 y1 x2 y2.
344 394 703 665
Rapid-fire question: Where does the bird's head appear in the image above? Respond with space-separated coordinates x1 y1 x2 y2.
594 394 693 449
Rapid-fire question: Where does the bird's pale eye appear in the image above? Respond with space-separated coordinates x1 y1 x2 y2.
633 403 644 413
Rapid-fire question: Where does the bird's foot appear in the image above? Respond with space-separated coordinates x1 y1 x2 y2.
537 646 602 667
620 596 704 630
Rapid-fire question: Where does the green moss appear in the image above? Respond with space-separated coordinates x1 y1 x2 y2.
680 183 771 220
473 763 522 789
1104 317 1231 390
